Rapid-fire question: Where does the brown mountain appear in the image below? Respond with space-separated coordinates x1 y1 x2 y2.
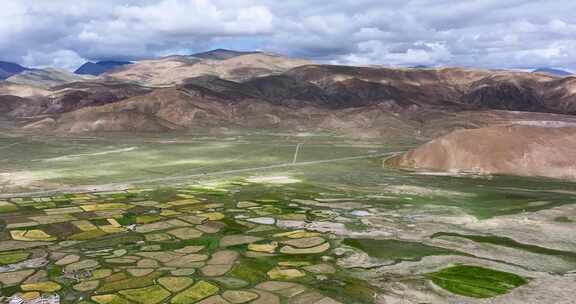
6 67 576 136
385 125 576 180
1 51 575 140
285 65 576 113
38 82 416 137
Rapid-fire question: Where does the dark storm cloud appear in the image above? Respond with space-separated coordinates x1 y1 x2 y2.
1 0 575 70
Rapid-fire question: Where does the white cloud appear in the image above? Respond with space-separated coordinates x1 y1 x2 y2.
114 0 273 36
340 41 452 66
22 50 85 71
0 0 575 70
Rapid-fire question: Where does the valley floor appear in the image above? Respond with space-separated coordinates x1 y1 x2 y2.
0 131 575 303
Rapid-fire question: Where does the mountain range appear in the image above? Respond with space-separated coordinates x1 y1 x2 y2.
2 49 576 179
0 50 575 135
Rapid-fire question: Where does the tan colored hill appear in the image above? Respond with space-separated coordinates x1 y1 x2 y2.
104 53 311 86
6 68 94 88
0 82 51 98
385 125 576 180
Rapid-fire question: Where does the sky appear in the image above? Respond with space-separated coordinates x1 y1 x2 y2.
1 0 575 71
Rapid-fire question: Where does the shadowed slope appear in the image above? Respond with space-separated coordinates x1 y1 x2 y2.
8 81 152 118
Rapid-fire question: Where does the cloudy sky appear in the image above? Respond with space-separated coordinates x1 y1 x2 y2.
1 0 575 71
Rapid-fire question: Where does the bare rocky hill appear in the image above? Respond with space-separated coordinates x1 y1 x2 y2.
385 125 576 180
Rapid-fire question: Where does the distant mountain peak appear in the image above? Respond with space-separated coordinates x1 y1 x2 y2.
532 67 572 77
75 61 132 76
0 61 28 80
191 49 261 60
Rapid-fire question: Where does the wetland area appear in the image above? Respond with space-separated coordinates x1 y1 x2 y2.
0 131 575 304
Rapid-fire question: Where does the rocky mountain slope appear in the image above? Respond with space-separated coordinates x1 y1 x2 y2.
49 83 418 136
385 125 576 180
5 81 152 118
